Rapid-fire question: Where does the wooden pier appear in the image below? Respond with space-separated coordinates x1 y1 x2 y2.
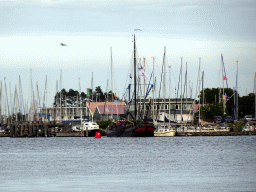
9 122 64 137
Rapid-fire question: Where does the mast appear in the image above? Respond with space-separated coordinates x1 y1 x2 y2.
36 82 41 122
168 66 171 127
91 72 93 121
79 78 82 122
133 34 137 121
181 57 183 123
60 70 62 122
143 57 146 117
221 54 225 117
198 58 201 126
236 61 238 120
254 72 256 119
153 57 155 121
110 47 113 118
186 62 188 121
163 47 166 99
202 71 204 108
4 78 9 124
0 82 1 124
45 76 48 123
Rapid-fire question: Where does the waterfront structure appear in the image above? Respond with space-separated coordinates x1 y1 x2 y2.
134 98 195 123
39 101 126 122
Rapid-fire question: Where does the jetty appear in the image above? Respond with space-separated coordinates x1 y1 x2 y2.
8 121 64 137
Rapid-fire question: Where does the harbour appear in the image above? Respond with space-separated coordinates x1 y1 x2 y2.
1 120 256 137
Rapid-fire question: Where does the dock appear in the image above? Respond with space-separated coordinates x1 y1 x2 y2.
9 122 64 137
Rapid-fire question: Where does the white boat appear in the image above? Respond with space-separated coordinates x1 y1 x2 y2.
154 124 176 137
72 121 100 136
242 122 255 131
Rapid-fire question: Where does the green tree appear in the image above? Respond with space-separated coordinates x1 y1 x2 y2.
238 93 255 118
197 87 236 119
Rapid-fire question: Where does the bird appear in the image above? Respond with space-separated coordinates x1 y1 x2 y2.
60 43 68 46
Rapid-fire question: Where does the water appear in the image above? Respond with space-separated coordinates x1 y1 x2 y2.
0 136 256 192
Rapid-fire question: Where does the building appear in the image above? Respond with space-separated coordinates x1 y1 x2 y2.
38 101 126 122
134 98 195 123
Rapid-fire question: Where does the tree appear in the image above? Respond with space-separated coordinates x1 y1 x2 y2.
238 93 255 118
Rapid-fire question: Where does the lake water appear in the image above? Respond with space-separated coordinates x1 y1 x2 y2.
0 136 255 192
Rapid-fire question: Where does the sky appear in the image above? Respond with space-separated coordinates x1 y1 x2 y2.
0 0 256 109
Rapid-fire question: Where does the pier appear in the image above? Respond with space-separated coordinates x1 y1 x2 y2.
9 122 64 137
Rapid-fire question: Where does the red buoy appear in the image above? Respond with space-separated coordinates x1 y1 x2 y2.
95 131 101 138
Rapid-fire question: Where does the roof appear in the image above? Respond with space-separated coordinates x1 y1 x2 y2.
97 105 125 115
87 102 126 115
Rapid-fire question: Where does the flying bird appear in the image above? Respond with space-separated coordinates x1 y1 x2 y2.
60 43 68 46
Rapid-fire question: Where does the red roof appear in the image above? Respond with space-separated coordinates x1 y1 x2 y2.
97 105 125 115
87 102 125 115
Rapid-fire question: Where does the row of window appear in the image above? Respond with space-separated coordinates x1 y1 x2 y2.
137 104 192 110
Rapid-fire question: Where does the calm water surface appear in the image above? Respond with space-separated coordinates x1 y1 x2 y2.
0 136 255 192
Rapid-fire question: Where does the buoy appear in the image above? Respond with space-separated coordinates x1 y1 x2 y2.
95 131 101 138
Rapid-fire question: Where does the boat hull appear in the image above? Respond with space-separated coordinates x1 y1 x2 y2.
105 122 155 137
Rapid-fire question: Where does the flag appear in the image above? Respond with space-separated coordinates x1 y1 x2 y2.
223 76 227 80
139 69 148 78
139 71 147 77
225 93 229 100
87 88 90 97
114 93 117 99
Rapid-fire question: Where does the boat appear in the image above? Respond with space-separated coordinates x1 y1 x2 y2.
106 120 155 137
154 123 176 137
105 35 155 137
72 121 100 136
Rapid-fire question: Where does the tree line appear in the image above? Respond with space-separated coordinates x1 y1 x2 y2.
53 86 120 107
196 88 255 120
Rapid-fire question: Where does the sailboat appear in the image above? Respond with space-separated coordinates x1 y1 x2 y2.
153 48 175 137
105 35 155 137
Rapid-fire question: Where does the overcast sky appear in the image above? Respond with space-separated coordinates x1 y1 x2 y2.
0 0 256 108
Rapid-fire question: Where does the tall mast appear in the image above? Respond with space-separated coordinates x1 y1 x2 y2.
202 71 204 107
254 72 256 119
36 82 40 121
221 54 225 117
133 35 137 120
60 70 62 122
198 58 201 126
186 62 188 116
45 75 47 122
0 82 1 124
181 57 183 123
236 61 238 120
56 80 58 123
110 46 113 102
110 47 113 118
168 66 171 127
143 57 146 116
79 78 81 121
153 57 155 121
19 76 24 122
91 72 93 121
4 78 9 124
163 47 166 99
